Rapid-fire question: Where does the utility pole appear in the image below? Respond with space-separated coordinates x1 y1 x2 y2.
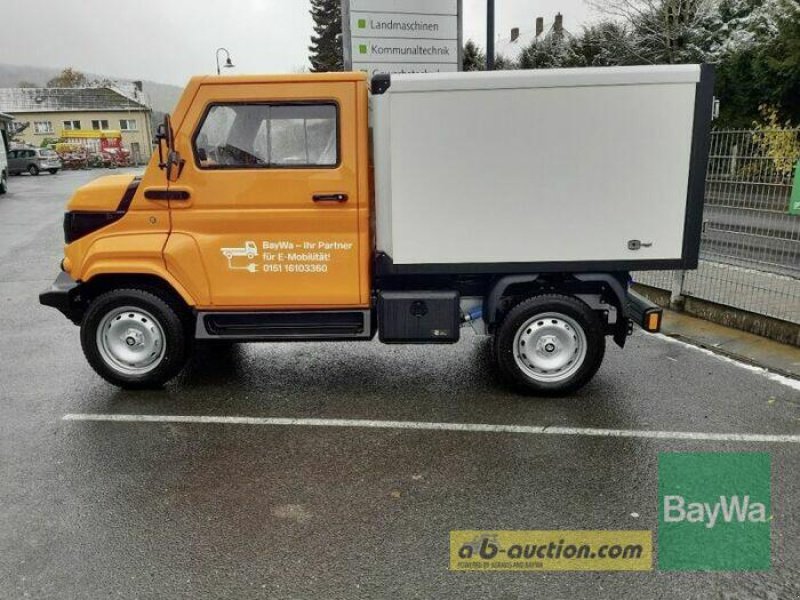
486 0 495 70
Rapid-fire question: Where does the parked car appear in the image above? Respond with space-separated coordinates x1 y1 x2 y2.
8 148 61 175
0 137 7 194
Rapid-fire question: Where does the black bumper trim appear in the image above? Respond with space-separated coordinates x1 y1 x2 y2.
39 272 82 323
627 289 663 333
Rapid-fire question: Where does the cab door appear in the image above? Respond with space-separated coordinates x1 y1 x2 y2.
166 80 363 309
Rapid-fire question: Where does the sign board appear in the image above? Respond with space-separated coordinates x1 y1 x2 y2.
343 0 461 76
790 160 800 216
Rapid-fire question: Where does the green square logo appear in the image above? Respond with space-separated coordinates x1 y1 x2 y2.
357 18 367 29
789 160 800 215
359 44 368 55
658 452 771 571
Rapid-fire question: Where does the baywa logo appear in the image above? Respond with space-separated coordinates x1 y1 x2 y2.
658 452 772 571
663 494 767 529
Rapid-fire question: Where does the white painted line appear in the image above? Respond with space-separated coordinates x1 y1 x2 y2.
62 414 800 444
653 333 800 392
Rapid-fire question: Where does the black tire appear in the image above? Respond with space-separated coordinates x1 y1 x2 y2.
28 164 39 176
494 294 605 396
81 288 190 389
48 169 59 175
0 172 6 194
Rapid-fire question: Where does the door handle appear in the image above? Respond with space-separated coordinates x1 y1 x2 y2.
627 239 653 251
144 187 191 201
313 193 348 203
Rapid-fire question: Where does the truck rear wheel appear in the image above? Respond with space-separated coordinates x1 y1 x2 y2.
494 294 605 396
81 289 189 389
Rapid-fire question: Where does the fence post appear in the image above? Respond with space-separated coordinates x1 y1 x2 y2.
670 270 686 311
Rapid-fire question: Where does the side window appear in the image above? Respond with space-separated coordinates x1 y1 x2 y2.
194 103 338 169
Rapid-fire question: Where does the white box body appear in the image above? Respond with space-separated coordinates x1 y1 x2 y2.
371 65 710 272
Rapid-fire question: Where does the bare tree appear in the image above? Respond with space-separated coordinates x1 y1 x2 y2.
46 67 89 88
589 0 718 63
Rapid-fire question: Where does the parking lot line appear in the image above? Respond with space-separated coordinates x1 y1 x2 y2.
62 413 800 444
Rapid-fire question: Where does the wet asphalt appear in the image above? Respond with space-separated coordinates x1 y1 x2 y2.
1 169 799 599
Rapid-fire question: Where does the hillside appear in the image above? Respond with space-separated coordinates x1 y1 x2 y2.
0 63 183 113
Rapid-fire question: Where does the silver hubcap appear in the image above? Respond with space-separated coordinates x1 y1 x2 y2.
513 312 587 383
97 306 166 375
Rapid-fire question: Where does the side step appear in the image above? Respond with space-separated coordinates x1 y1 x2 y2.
195 310 373 341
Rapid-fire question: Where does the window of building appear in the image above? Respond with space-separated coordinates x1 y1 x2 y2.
193 103 338 169
91 119 110 130
33 121 53 134
63 120 81 131
119 119 137 131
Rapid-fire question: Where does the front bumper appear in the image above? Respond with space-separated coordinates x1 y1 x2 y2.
39 272 82 324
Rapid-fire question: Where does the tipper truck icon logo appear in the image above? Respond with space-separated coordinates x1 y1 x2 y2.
221 241 258 272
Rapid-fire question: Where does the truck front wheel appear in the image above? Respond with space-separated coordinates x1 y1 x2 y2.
494 294 605 396
81 289 190 389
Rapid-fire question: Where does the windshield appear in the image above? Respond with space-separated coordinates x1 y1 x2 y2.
39 149 57 157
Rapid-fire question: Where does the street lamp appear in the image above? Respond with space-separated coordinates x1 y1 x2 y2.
486 0 495 70
216 48 235 76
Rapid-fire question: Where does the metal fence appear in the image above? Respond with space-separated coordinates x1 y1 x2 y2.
635 128 800 325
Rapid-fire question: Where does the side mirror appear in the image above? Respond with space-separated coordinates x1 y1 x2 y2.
166 149 185 182
155 120 169 170
156 115 184 181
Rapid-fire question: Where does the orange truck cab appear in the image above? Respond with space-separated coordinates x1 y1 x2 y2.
40 67 714 394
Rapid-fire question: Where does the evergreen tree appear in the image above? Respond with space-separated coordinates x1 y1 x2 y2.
764 1 800 124
519 34 584 69
575 22 642 66
309 0 343 72
493 53 515 70
715 0 800 126
462 40 486 71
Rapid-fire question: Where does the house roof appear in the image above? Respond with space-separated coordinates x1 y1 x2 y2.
0 87 148 114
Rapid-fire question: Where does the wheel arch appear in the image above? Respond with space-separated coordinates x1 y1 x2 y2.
78 273 195 325
484 272 630 347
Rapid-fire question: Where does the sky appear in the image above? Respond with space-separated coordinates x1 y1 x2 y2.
0 0 595 87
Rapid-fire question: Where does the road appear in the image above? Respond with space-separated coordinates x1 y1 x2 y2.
704 183 800 279
702 204 800 279
1 170 799 599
